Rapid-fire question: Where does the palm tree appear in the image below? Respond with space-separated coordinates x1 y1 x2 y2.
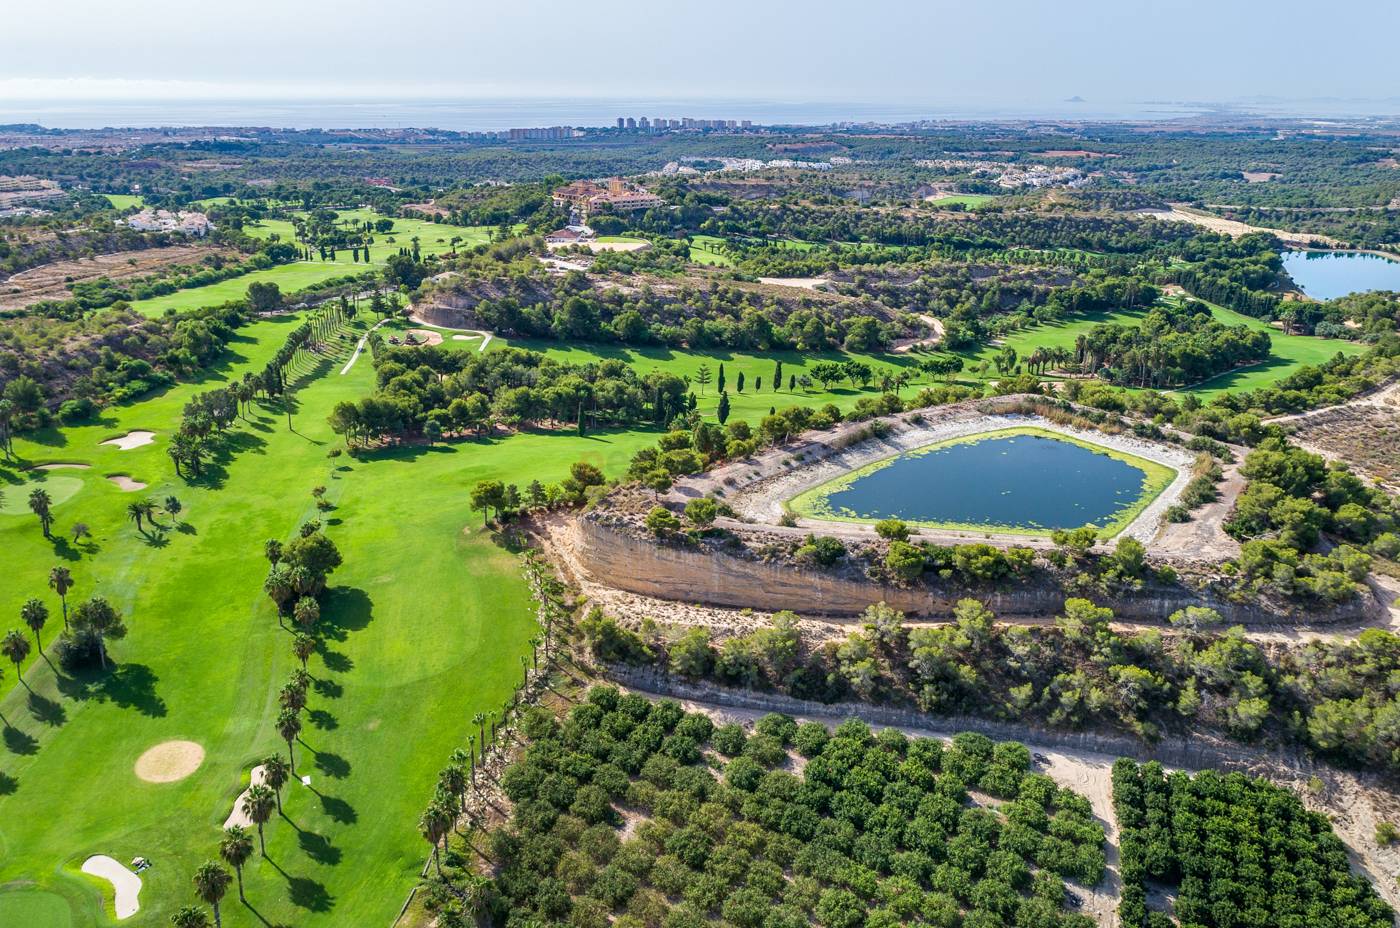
164 496 183 521
472 712 487 753
218 826 253 903
170 905 210 928
278 682 307 715
192 861 231 928
275 709 302 772
21 598 47 654
70 522 90 545
2 630 30 684
292 596 319 629
292 632 316 671
241 784 276 855
262 754 291 814
48 567 73 630
419 798 454 877
439 762 468 814
127 501 148 534
28 488 53 538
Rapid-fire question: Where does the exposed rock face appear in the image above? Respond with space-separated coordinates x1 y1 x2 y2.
574 515 1379 626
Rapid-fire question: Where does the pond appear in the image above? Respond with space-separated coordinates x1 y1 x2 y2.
790 430 1169 534
1282 250 1400 300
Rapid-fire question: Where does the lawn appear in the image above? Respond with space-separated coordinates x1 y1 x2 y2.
103 195 144 211
927 193 998 208
126 211 495 318
0 315 565 927
938 299 1365 397
687 234 734 267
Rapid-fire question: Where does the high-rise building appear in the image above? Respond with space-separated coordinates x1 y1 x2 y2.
639 117 650 129
625 117 636 129
616 117 625 129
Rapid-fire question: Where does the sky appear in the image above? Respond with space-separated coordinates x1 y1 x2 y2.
2 0 1397 109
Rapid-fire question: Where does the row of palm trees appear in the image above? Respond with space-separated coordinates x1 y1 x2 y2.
126 496 182 536
1 567 73 696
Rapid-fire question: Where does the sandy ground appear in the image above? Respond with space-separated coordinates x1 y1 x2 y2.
106 475 147 492
0 244 234 312
892 313 946 353
403 328 444 346
756 277 829 291
406 312 492 352
224 763 268 829
1134 206 1340 247
133 740 204 783
81 855 141 919
539 256 591 273
33 462 91 470
547 241 651 254
100 431 155 451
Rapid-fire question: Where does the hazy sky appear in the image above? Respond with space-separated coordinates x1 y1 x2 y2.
3 0 1397 105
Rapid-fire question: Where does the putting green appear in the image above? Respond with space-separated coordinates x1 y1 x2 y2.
0 476 84 515
0 889 73 928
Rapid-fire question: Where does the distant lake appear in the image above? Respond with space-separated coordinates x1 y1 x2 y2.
1282 250 1400 300
795 432 1153 533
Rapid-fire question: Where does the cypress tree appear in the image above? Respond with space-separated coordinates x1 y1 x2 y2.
716 391 730 425
717 364 726 393
774 360 783 391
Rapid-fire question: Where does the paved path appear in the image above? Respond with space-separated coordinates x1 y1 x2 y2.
340 319 388 375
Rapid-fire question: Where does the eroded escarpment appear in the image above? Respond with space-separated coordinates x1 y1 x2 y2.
575 396 1379 626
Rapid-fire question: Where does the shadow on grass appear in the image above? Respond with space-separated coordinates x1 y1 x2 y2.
27 690 66 727
58 662 166 717
311 788 357 825
3 724 38 755
310 749 350 779
0 771 17 795
321 586 372 636
286 875 333 912
307 708 337 731
297 830 342 866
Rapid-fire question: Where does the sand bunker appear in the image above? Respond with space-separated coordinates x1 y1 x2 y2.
107 475 147 492
224 763 269 829
33 462 91 471
134 740 205 783
405 328 444 346
758 277 829 291
100 431 155 451
82 855 141 919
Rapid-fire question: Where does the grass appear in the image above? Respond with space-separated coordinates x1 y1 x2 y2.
0 315 558 927
935 299 1366 398
927 193 998 208
126 212 495 318
687 234 734 267
102 195 143 211
788 425 1177 538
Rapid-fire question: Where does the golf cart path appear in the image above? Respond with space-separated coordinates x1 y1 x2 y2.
340 319 388 375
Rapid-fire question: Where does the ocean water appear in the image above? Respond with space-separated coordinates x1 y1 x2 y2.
0 98 1206 131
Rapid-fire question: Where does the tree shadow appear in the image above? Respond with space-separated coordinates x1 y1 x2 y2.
0 771 17 795
311 676 343 699
320 587 372 635
297 830 342 866
142 532 171 549
176 522 197 535
311 750 351 779
3 725 38 755
66 662 167 717
307 708 337 731
312 789 357 825
286 875 333 912
27 690 66 727
318 650 353 675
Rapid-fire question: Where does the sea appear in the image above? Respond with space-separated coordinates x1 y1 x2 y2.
1 98 1213 131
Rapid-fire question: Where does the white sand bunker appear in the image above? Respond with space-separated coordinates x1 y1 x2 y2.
34 462 91 471
134 740 205 783
107 475 147 492
404 328 444 346
224 763 268 829
101 431 155 451
82 855 141 919
758 277 829 291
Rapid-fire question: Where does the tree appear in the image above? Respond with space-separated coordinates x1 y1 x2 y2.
716 391 731 425
21 598 48 653
736 372 746 393
218 826 253 903
127 499 156 534
717 364 726 393
276 709 303 771
420 798 455 876
645 506 681 536
71 597 126 670
695 364 713 394
171 906 211 928
247 281 283 314
292 632 317 670
685 497 719 528
164 496 183 520
48 567 73 630
874 519 910 542
2 630 30 684
470 480 506 525
241 783 276 855
773 359 783 391
293 596 320 629
262 754 291 814
192 861 231 928
28 488 53 538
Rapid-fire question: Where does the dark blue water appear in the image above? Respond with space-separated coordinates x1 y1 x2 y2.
1282 250 1400 300
820 433 1148 530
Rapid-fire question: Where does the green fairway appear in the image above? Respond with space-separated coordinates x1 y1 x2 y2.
941 299 1364 396
688 234 734 266
126 212 494 318
102 195 144 210
0 315 558 927
927 193 998 208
